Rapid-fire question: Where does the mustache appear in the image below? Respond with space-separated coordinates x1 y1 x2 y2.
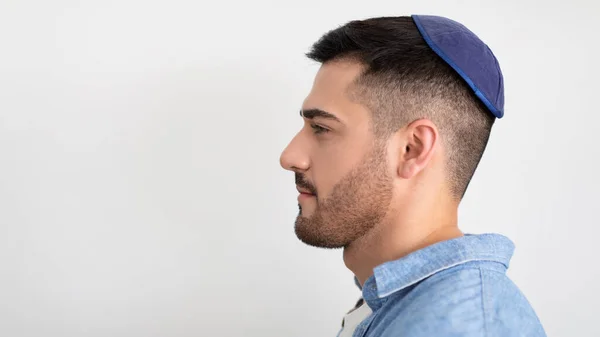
295 173 318 196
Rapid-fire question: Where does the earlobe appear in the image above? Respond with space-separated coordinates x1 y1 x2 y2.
398 161 416 179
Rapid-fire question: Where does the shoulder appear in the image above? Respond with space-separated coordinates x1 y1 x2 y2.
378 263 546 337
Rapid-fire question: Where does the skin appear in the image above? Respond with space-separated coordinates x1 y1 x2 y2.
280 58 463 286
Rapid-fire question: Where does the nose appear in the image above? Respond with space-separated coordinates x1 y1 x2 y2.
280 132 310 173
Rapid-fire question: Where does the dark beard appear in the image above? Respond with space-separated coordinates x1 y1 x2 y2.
294 145 393 248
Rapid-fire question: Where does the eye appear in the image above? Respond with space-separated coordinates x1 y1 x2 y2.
310 123 329 134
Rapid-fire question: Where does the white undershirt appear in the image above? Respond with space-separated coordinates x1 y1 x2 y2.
338 300 373 337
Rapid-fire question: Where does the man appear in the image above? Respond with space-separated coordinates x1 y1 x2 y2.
279 15 546 337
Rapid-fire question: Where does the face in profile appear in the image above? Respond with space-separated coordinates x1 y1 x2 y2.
280 59 394 249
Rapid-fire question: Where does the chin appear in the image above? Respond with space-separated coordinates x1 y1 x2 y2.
294 217 346 249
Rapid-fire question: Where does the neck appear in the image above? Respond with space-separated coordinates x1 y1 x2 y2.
343 193 462 286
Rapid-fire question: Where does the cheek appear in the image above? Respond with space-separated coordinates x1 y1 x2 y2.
310 154 340 195
311 147 360 196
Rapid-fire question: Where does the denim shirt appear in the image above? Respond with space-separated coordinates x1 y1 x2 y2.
339 234 546 337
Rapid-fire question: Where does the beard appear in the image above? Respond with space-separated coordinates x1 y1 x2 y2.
294 144 393 249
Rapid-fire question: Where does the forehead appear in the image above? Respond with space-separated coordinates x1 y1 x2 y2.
302 59 370 124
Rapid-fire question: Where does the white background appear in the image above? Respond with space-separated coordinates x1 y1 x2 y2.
0 0 598 336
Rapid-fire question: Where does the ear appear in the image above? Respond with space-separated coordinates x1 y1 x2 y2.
397 119 438 179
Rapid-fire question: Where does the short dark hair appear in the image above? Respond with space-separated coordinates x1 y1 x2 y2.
306 16 495 199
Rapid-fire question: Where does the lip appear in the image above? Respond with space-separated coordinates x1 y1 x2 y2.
296 186 314 195
297 192 315 201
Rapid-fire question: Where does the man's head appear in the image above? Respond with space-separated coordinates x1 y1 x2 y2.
280 16 501 249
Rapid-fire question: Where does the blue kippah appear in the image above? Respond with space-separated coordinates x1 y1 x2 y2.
412 15 505 118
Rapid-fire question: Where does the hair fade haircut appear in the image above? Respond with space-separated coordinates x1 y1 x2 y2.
306 16 496 199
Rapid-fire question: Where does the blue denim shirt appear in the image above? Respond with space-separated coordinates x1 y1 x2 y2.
342 234 546 337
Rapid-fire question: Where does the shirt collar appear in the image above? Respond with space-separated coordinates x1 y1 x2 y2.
357 233 515 309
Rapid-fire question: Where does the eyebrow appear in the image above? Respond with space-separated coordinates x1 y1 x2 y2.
300 109 342 123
